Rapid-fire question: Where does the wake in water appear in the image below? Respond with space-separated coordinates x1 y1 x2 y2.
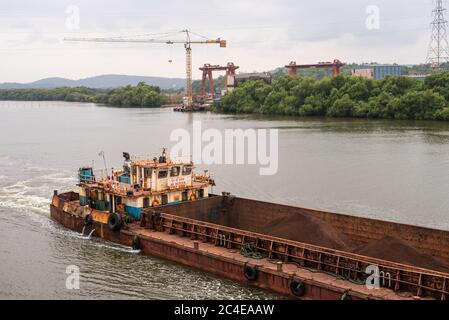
0 160 142 254
0 183 50 215
0 161 76 213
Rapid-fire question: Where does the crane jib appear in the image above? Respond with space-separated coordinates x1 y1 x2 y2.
64 30 227 107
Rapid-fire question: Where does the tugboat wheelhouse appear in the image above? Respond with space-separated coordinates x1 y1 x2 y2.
78 148 215 220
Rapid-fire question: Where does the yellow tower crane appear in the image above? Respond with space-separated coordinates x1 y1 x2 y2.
65 30 226 107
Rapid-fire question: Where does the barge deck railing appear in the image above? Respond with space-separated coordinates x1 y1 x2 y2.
143 210 449 300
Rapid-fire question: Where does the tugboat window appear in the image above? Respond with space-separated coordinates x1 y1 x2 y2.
161 194 168 205
144 168 152 178
182 166 192 175
171 166 180 177
158 170 168 178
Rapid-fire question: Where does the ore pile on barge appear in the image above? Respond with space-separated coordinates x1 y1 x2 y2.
50 150 449 300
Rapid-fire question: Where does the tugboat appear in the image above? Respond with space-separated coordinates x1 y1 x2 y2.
76 148 214 229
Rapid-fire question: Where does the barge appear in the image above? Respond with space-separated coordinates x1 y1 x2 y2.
50 150 449 300
173 104 208 112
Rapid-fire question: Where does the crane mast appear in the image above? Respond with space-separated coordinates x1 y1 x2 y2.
185 44 193 106
65 30 226 107
184 30 193 106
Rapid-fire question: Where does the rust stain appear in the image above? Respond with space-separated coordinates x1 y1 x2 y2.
92 210 108 224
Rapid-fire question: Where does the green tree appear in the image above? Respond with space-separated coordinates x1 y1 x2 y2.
424 72 449 101
390 90 446 120
327 94 356 117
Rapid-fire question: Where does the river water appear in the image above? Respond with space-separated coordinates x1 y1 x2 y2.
1 101 449 299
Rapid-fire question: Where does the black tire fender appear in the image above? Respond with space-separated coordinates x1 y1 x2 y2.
83 214 93 226
107 212 122 232
290 279 306 297
132 235 140 250
243 263 258 281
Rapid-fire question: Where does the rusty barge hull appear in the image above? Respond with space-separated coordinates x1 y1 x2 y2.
50 209 339 299
49 200 376 300
50 192 449 300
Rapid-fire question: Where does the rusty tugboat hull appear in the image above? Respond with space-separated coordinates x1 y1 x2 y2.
50 191 449 300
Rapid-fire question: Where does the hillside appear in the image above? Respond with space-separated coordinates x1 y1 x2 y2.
0 74 185 90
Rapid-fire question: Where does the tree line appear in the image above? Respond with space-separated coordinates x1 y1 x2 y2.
216 72 449 121
0 82 166 108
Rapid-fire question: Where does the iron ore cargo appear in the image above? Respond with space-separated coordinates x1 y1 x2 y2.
50 149 449 300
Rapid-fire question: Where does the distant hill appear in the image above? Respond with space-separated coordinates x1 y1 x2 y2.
0 74 185 90
1 63 440 91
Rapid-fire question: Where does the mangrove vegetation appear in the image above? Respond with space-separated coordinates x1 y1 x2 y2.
216 72 449 121
0 82 166 108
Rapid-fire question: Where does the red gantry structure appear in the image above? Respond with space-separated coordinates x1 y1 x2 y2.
286 59 345 77
199 62 239 98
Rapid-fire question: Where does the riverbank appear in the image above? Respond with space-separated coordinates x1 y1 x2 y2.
215 72 449 121
0 82 166 108
3 72 449 121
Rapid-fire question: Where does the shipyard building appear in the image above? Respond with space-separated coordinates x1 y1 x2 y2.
351 65 402 79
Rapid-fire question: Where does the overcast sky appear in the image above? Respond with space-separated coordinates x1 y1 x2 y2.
0 0 441 82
